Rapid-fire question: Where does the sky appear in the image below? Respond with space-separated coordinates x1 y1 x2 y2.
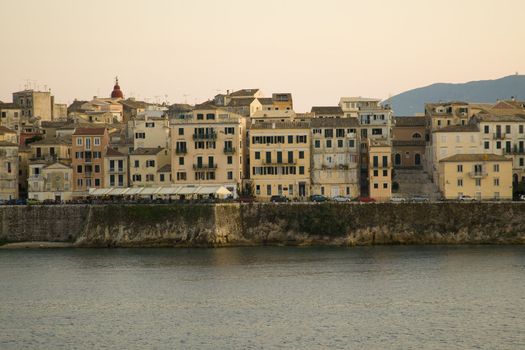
1 0 524 111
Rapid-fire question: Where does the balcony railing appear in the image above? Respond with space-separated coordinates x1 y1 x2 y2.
262 159 297 165
223 147 236 154
493 133 507 140
192 132 217 141
193 163 217 170
109 168 125 173
469 171 488 178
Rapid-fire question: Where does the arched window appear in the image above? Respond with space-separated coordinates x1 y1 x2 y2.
412 132 422 139
395 153 401 165
415 153 421 166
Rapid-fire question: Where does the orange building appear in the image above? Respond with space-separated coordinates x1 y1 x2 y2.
72 127 109 195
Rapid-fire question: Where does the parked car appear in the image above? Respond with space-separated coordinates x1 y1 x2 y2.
270 195 290 203
358 196 376 203
390 197 406 203
409 195 429 203
333 195 352 203
458 195 476 202
27 198 40 205
310 194 329 203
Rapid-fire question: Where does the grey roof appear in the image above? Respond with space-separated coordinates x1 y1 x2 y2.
433 124 479 133
157 164 171 173
131 147 165 156
311 106 344 115
227 98 256 107
394 116 426 127
230 89 259 97
440 154 510 162
31 137 71 146
257 98 274 105
393 140 426 147
472 111 525 123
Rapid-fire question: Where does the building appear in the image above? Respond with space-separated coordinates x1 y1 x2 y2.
0 126 18 144
310 118 360 198
119 99 148 123
368 139 392 201
104 147 128 188
251 109 298 124
424 102 489 131
129 148 170 187
18 145 31 198
0 141 19 200
259 93 293 111
250 121 310 200
429 124 481 184
12 89 54 121
170 108 246 196
29 137 72 165
0 103 22 132
72 128 110 195
339 97 382 118
129 114 170 149
28 162 73 202
470 110 525 184
438 154 512 200
392 116 426 168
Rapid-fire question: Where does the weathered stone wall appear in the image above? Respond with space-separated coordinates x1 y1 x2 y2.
1 203 525 247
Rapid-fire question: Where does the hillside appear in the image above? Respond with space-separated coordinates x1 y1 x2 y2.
386 75 525 116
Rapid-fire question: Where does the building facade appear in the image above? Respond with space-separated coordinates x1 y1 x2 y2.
0 141 19 200
250 121 310 201
72 128 109 195
310 118 360 198
129 148 170 187
368 140 392 201
392 116 426 169
28 162 73 202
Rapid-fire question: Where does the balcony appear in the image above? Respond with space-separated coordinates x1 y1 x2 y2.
262 159 297 165
192 132 217 141
109 168 125 173
223 147 236 154
175 148 188 155
469 171 488 178
503 146 525 155
493 133 508 140
193 163 217 170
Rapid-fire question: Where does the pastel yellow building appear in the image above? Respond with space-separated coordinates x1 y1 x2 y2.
310 118 360 198
250 121 310 200
28 162 73 202
129 148 170 187
368 140 392 201
170 108 246 196
0 103 22 132
438 154 512 200
425 102 490 131
429 124 481 184
129 115 170 149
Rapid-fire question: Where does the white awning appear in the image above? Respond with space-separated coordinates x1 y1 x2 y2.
157 186 181 195
177 186 199 195
140 187 160 195
126 188 144 195
89 188 113 196
108 188 130 196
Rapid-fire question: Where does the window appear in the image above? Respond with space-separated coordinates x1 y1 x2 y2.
227 171 233 180
383 183 388 189
176 172 187 181
160 174 165 182
178 128 184 135
373 170 379 177
288 151 294 164
299 166 304 175
383 170 388 177
94 179 100 187
146 160 155 167
255 152 260 160
296 135 307 143
493 164 499 172
475 179 481 187
288 135 293 144
197 114 204 120
267 185 271 195
76 137 82 146
496 141 501 149
146 174 155 182
134 160 139 168
348 140 355 148
374 183 379 189
506 125 511 134
206 113 215 120
179 157 184 165
227 156 232 164
256 185 260 195
314 140 320 148
521 158 524 167
326 140 332 148
265 152 271 163
457 179 463 187
77 165 82 173
135 132 145 139
337 140 343 148
484 125 489 134
224 127 234 134
299 151 304 159
145 122 155 128
94 165 100 173
321 187 325 195
484 141 490 150
382 156 388 167
494 178 500 186
94 137 100 146
336 129 345 138
324 129 333 138
520 125 524 134
457 164 463 173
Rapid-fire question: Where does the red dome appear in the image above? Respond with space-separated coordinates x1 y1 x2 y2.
111 77 124 99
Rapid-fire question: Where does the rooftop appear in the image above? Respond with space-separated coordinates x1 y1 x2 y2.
394 116 426 127
310 118 359 127
433 124 479 133
0 126 17 134
73 127 107 136
230 89 260 97
311 106 344 115
157 164 171 173
131 147 165 156
440 153 510 162
105 147 125 157
0 141 18 147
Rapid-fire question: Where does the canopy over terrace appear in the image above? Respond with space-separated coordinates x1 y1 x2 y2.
88 185 233 199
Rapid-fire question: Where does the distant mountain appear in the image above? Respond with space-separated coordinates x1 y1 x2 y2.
386 75 525 116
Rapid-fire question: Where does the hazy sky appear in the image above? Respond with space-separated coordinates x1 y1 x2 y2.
1 0 524 111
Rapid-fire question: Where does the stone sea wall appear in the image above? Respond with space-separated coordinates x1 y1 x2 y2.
1 203 525 247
